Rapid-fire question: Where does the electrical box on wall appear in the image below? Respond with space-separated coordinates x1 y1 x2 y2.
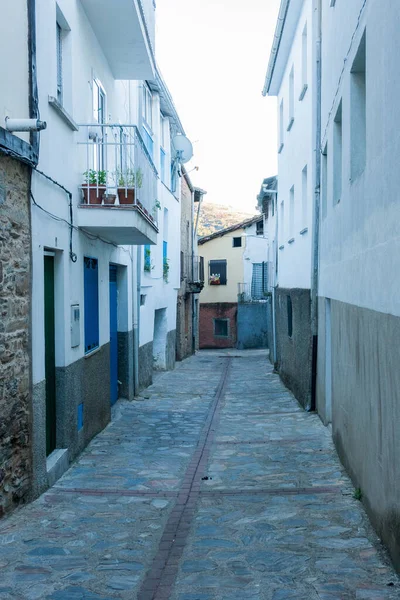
71 304 80 348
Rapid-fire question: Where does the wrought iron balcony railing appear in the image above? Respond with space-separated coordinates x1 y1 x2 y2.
77 124 159 229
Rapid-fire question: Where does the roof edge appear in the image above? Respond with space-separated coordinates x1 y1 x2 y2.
198 215 263 245
262 0 290 96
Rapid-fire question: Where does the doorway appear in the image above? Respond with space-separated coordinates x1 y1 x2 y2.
109 265 118 406
44 253 56 456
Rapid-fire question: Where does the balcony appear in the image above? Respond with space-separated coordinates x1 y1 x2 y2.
77 124 159 246
184 256 204 294
238 283 271 303
80 0 155 79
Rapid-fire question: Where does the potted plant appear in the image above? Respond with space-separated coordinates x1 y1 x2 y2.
209 274 221 285
117 168 143 205
82 170 107 205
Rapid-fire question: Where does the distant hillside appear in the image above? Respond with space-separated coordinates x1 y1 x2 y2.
196 202 255 238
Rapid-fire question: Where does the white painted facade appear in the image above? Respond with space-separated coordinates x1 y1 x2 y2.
29 0 187 483
242 220 269 290
0 1 30 144
265 0 314 290
319 0 400 319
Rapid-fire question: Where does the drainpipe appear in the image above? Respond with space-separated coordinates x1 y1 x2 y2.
191 188 196 355
132 247 139 396
310 0 322 411
272 191 279 368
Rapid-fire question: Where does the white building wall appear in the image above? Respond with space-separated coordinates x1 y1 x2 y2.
242 221 269 288
275 0 314 290
319 0 400 319
32 0 180 383
0 1 30 143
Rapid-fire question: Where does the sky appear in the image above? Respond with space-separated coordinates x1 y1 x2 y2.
155 0 281 212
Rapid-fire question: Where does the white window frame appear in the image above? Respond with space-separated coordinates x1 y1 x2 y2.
288 66 295 130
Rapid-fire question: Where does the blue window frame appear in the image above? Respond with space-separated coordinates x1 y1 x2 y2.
84 257 99 353
160 148 166 184
163 241 168 262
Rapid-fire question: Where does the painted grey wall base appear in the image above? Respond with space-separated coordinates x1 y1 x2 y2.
237 303 269 350
118 330 134 400
31 380 47 499
166 329 176 371
32 345 111 498
317 297 400 570
138 341 153 391
275 288 312 409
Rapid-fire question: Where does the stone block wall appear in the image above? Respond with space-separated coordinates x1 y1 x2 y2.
0 155 32 516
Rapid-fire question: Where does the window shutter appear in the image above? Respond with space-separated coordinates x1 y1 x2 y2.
84 257 99 353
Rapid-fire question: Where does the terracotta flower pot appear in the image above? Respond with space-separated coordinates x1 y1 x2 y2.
103 193 116 205
82 185 105 205
118 188 135 205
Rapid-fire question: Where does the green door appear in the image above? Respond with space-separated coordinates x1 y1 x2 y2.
44 255 56 456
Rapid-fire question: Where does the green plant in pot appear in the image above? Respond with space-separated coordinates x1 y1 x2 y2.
117 168 143 205
82 170 107 205
163 257 169 283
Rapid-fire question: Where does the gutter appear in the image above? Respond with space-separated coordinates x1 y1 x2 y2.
262 0 291 96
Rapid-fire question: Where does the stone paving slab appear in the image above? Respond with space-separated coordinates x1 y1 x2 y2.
171 493 398 600
0 350 399 599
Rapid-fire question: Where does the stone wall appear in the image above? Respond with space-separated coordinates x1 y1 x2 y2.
0 155 32 516
275 288 312 410
176 174 194 361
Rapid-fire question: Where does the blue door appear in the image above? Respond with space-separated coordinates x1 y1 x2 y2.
109 265 118 406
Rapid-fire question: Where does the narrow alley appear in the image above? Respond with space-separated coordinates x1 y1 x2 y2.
0 350 398 600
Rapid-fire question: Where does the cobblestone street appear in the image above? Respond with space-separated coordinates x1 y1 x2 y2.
0 350 399 599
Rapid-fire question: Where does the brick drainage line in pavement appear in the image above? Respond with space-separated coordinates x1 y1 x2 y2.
137 357 232 600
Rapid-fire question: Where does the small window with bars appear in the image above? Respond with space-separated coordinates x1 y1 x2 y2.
233 237 242 248
214 318 229 338
256 220 264 236
209 259 227 285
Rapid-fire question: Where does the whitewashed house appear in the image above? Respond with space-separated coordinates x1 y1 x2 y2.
30 0 187 494
262 0 316 409
316 0 400 569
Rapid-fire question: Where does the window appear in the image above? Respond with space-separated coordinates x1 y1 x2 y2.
322 145 328 220
251 262 268 299
214 319 229 338
160 148 166 184
209 259 227 285
333 101 343 205
289 186 295 238
160 113 167 148
142 84 154 157
233 236 242 248
302 165 308 227
142 84 153 129
93 78 106 170
300 24 308 100
180 251 184 281
84 257 99 354
56 23 63 103
350 31 366 180
287 295 293 337
256 220 264 236
288 66 294 129
279 100 284 152
280 201 284 242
